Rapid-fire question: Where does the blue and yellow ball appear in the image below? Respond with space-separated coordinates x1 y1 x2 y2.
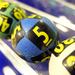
11 17 58 63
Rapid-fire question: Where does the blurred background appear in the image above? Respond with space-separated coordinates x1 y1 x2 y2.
0 0 75 75
15 0 75 24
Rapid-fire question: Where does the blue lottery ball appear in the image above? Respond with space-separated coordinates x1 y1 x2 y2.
11 17 58 63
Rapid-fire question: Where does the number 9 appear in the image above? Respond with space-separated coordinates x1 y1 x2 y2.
13 8 26 20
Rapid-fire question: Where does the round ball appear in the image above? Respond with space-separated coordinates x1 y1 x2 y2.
0 2 27 38
49 36 75 75
11 17 58 63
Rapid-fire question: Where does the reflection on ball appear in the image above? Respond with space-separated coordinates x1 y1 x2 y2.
49 36 75 75
0 2 27 38
11 17 58 63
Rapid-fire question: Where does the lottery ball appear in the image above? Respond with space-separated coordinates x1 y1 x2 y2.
0 2 27 38
11 17 58 63
49 36 75 75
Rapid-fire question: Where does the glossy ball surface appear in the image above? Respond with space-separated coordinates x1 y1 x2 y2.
11 17 58 63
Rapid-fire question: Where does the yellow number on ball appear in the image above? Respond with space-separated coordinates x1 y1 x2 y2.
13 8 26 20
0 2 9 9
33 26 52 46
63 38 74 45
0 15 10 32
66 56 75 67
54 43 64 54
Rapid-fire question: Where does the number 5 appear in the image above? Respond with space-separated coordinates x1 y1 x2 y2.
33 26 50 46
